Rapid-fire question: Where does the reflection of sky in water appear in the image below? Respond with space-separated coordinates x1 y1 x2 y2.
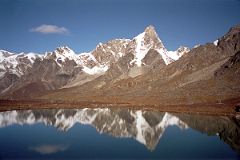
29 144 69 154
0 109 239 159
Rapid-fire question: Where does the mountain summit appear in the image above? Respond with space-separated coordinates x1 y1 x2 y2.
129 25 167 67
144 25 165 49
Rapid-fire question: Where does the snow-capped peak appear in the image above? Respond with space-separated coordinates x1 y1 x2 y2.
130 26 188 66
0 50 15 57
44 46 78 66
24 52 43 63
0 50 43 77
55 46 76 58
130 25 168 67
130 25 191 66
144 25 165 48
43 45 110 75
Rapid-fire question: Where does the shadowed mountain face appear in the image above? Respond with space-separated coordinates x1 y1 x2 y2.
0 25 240 105
0 108 239 152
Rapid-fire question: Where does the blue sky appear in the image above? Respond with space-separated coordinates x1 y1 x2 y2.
0 0 240 54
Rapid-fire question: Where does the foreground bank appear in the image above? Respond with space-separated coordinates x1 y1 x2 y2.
0 99 239 116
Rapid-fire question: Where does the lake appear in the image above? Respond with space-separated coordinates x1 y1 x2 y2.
0 108 239 159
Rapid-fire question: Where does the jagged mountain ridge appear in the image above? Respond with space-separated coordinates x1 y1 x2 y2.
39 24 240 105
0 25 189 99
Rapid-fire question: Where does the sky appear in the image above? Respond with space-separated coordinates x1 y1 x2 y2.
0 0 240 54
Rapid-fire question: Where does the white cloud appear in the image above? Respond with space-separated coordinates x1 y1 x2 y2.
29 144 68 154
30 24 69 34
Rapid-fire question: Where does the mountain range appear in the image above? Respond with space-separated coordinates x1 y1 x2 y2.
0 25 240 105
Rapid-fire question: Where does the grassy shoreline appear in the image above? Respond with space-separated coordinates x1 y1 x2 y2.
0 99 238 116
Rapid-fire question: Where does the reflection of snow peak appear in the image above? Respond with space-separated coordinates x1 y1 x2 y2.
131 111 188 148
0 109 188 150
159 112 188 129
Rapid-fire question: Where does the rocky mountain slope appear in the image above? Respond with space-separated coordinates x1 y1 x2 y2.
0 25 239 105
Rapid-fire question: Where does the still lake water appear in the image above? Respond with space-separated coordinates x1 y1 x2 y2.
0 108 239 159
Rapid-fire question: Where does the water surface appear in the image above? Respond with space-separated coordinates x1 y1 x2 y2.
0 108 239 159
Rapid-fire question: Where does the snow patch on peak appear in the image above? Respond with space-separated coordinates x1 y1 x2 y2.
77 52 97 65
194 44 200 48
166 51 180 61
56 46 76 58
128 26 191 67
79 52 96 59
130 32 153 67
0 51 42 77
130 27 171 67
214 40 218 46
0 50 15 57
25 52 43 63
96 43 103 49
45 46 78 66
83 65 108 75
166 46 190 61
134 32 146 67
77 52 109 75
115 38 131 42
156 48 172 65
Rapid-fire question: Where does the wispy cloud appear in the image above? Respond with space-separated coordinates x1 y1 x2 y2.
30 24 69 35
29 144 69 154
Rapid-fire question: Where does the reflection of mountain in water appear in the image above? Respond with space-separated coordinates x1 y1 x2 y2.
0 109 239 152
0 108 187 150
174 113 240 153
